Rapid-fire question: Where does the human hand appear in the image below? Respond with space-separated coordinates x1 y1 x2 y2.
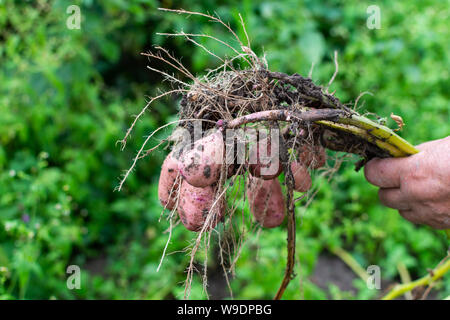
364 136 450 229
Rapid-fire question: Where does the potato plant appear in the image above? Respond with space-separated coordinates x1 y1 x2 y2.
119 9 420 299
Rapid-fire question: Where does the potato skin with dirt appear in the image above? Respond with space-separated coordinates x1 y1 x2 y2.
299 144 326 169
158 152 180 210
291 162 312 192
178 130 224 187
177 181 224 232
247 177 285 228
248 137 282 180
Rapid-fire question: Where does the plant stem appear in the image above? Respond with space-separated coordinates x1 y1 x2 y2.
330 246 369 282
382 258 450 300
274 126 296 300
222 108 419 158
396 261 413 300
224 108 343 129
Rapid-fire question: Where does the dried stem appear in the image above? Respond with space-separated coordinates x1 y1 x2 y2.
224 108 345 129
326 50 339 93
274 123 296 300
118 89 186 150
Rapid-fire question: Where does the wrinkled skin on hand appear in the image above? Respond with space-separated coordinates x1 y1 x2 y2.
364 136 450 229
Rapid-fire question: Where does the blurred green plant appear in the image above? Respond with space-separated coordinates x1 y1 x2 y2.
0 0 448 299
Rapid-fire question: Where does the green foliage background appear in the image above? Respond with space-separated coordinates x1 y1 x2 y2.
0 0 448 299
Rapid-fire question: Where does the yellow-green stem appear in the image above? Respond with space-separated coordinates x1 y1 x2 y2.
330 246 369 282
382 259 450 300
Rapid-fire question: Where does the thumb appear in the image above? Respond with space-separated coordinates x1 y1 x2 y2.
364 157 408 188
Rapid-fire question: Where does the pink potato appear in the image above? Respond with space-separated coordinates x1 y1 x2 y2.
248 136 282 180
298 144 326 169
290 162 312 192
158 152 180 210
177 181 224 232
247 177 285 228
178 130 224 187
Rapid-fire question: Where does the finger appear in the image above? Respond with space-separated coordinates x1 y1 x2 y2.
364 157 406 188
398 209 423 225
378 188 410 210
